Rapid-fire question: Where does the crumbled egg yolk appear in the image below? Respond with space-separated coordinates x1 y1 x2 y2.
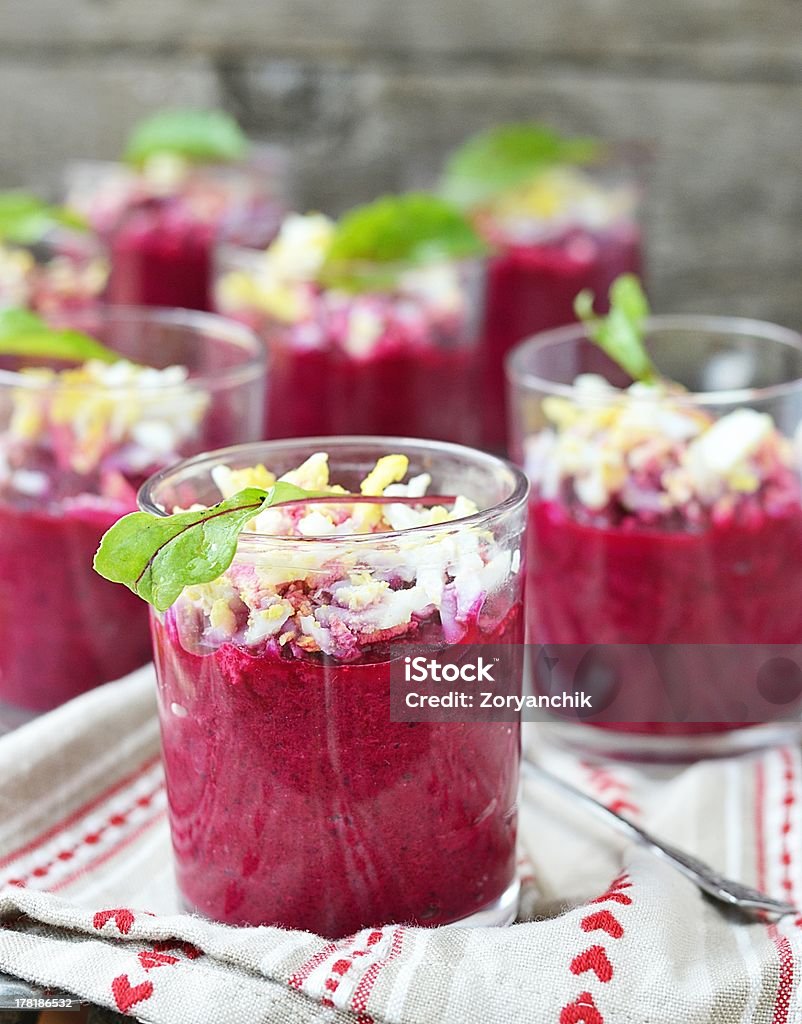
0 244 35 305
280 451 332 491
485 166 637 234
172 451 512 655
217 213 335 324
9 359 208 475
360 454 409 495
534 379 785 511
212 463 277 497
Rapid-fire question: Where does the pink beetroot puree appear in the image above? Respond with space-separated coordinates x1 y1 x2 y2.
528 496 802 731
214 214 484 445
482 226 641 451
266 334 478 443
0 317 264 715
106 200 214 310
152 604 522 937
0 499 150 711
71 163 283 313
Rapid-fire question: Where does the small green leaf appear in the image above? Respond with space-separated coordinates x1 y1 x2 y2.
93 483 319 612
0 308 122 365
0 192 87 245
124 109 249 167
321 193 486 292
574 274 657 383
441 123 601 208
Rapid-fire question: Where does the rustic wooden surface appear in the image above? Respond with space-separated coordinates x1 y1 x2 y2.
0 0 798 325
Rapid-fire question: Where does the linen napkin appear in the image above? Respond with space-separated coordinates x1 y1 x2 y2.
1 667 801 1024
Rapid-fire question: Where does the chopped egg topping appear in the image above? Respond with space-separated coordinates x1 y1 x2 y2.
0 245 35 307
215 213 468 356
7 359 208 476
172 452 519 660
525 375 798 524
0 243 107 315
482 166 639 241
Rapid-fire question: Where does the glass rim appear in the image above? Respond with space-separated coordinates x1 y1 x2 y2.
138 435 530 547
505 314 802 406
0 305 266 394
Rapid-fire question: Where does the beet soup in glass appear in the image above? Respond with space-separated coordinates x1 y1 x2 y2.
137 438 528 936
0 308 264 718
214 202 486 445
442 124 644 452
66 110 286 312
508 314 802 760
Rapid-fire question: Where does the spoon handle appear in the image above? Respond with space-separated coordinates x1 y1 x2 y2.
521 758 796 917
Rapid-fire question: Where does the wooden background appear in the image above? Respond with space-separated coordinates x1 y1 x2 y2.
0 0 799 325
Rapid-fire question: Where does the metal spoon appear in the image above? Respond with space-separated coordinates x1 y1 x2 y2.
521 758 796 917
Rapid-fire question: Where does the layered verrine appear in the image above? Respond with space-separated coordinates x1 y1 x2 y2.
132 439 528 936
0 309 264 713
508 313 802 758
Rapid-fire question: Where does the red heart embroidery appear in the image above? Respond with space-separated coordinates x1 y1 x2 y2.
93 908 135 935
111 974 154 1013
608 799 640 816
138 950 178 971
559 990 604 1024
151 939 202 960
570 945 614 983
580 910 624 939
590 891 632 906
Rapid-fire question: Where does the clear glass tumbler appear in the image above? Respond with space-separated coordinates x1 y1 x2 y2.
507 315 802 760
474 146 645 452
214 244 486 446
141 437 528 937
0 307 265 716
66 148 287 312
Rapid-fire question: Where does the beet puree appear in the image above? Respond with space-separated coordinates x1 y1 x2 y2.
527 498 802 731
106 200 216 311
266 337 479 444
152 605 522 937
482 226 641 451
0 499 151 711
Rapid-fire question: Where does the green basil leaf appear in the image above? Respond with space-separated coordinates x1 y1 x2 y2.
124 109 249 167
441 123 601 208
321 193 486 292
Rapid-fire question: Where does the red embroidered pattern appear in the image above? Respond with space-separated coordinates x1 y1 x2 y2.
289 926 405 1023
319 930 384 1011
108 936 204 1014
559 873 632 1023
580 763 641 818
755 753 797 1024
111 975 153 1014
4 782 164 889
570 946 614 983
0 755 161 872
93 908 136 935
559 990 604 1024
